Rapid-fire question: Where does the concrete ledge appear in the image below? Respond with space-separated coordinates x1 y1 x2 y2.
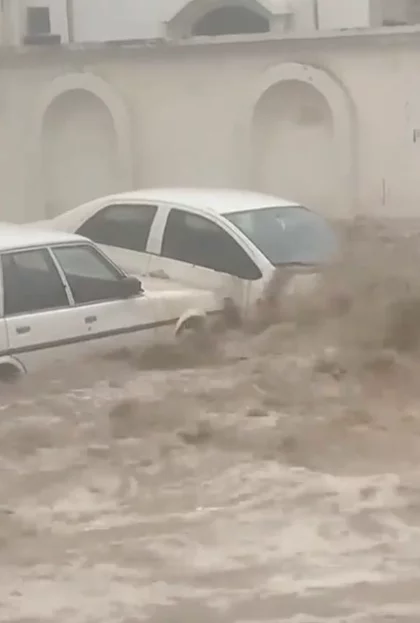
3 23 420 65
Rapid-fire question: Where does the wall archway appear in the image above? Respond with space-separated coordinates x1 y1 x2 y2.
42 89 119 217
247 62 358 216
192 6 270 35
166 0 271 38
28 73 133 218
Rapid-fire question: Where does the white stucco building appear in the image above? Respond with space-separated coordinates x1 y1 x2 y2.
0 25 418 222
2 3 420 223
2 0 420 46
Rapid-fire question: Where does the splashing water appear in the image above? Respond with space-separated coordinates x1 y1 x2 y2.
2 219 420 622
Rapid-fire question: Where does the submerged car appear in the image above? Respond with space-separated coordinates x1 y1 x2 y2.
34 188 339 320
0 223 221 380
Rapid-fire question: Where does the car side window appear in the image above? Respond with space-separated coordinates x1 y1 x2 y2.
161 209 262 280
76 204 158 252
52 244 125 305
2 248 70 316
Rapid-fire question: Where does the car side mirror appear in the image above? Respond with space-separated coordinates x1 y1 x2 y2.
119 276 143 298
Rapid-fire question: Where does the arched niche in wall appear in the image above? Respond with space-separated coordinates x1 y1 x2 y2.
193 6 270 35
28 73 133 218
166 0 271 38
247 62 358 216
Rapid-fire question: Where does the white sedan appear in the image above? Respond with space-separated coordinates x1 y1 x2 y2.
34 188 339 320
0 223 222 380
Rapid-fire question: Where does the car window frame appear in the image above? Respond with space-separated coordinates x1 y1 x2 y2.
159 206 263 280
225 205 338 267
1 245 72 318
49 242 136 308
75 202 159 253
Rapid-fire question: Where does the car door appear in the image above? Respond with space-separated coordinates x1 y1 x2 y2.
148 206 263 311
1 247 97 373
75 202 160 277
50 243 163 357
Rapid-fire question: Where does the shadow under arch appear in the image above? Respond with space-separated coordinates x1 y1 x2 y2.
192 6 270 35
166 0 271 38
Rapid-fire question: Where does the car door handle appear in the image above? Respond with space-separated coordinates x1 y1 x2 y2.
85 315 97 325
16 325 30 335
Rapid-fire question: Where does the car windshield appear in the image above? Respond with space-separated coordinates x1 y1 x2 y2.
224 205 338 266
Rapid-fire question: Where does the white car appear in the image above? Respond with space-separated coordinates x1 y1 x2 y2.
35 188 339 320
0 223 222 380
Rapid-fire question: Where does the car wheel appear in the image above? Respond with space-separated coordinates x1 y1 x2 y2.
0 363 21 383
175 315 212 351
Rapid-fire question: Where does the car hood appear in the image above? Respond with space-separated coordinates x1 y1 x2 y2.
138 275 213 297
136 275 221 316
282 271 321 297
262 264 323 303
133 275 221 311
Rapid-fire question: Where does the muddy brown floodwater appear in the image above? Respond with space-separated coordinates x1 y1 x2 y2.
3 221 420 622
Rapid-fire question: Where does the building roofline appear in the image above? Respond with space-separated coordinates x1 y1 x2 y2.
165 23 420 47
3 23 420 63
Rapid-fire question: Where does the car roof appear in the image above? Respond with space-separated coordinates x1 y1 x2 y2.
0 222 85 251
82 188 301 215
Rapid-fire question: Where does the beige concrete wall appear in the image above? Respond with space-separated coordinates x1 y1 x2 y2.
1 0 25 45
11 0 184 44
2 29 420 223
317 0 372 29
